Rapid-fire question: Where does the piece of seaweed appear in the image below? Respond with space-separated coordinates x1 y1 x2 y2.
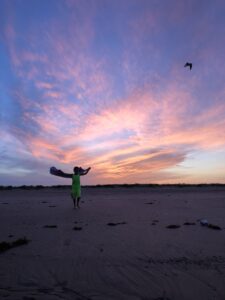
0 237 30 253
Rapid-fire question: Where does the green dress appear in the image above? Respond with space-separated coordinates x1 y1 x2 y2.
71 174 81 198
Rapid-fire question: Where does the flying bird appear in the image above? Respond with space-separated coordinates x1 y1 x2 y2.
184 62 192 70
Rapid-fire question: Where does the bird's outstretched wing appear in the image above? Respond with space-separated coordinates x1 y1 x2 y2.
184 62 192 70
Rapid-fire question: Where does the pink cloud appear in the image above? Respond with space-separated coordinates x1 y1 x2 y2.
3 1 225 184
43 91 63 99
3 2 107 104
15 65 225 182
68 85 225 179
16 129 85 164
20 51 48 63
35 82 54 90
4 22 21 67
20 97 82 139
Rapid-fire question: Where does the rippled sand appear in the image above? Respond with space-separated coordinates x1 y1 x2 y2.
0 186 225 300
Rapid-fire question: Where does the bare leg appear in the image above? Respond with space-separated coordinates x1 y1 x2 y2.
71 194 76 209
77 197 81 208
75 197 78 209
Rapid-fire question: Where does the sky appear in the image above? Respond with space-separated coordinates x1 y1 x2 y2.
1 0 225 186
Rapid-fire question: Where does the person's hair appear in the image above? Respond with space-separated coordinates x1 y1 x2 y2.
73 166 79 174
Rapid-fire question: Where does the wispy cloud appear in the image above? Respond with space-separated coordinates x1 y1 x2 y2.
1 0 225 184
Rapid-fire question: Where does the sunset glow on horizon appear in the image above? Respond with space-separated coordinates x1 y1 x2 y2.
1 0 225 185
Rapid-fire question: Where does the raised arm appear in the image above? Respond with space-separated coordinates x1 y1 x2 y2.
56 170 73 178
50 167 73 178
79 167 91 176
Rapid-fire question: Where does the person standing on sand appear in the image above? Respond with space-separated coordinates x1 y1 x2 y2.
50 166 91 209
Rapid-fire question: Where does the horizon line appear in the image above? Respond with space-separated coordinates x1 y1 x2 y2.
1 183 225 190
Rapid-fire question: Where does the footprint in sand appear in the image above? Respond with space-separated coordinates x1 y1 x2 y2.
37 288 54 293
64 239 71 246
152 219 159 225
152 291 171 300
153 297 171 300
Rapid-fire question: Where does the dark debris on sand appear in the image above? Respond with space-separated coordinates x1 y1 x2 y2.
166 225 180 229
208 224 222 230
0 237 30 253
107 222 127 226
73 226 82 230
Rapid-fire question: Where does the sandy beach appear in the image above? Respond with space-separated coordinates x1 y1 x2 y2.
0 186 225 300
